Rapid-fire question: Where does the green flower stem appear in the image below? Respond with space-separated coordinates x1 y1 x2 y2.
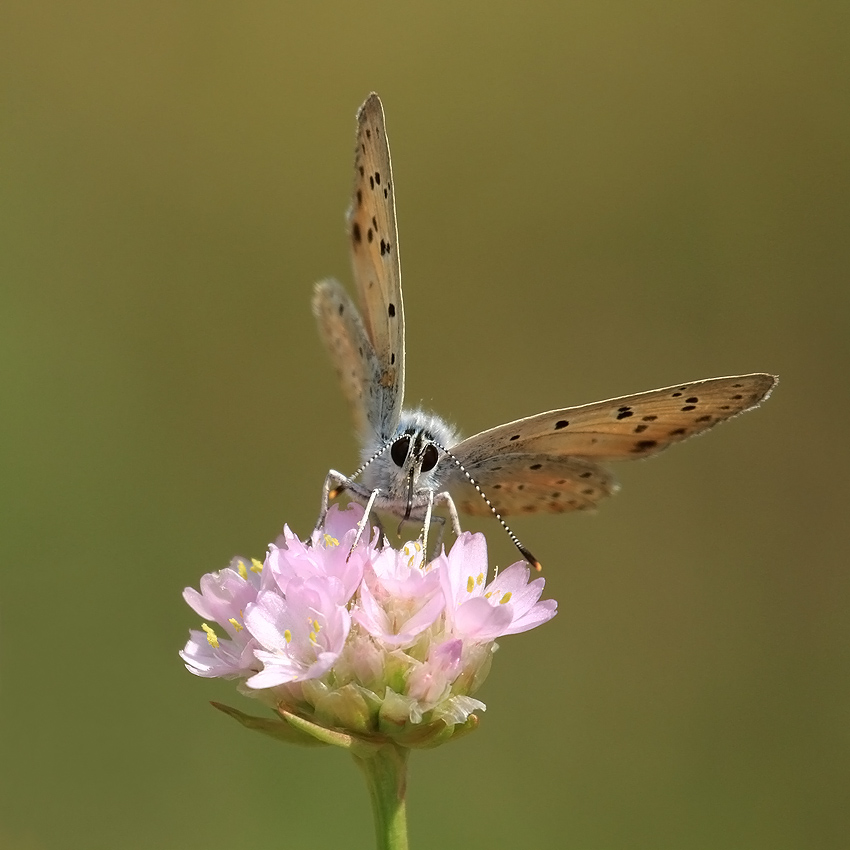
353 744 410 850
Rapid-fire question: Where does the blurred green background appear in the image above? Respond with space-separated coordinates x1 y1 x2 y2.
2 2 848 848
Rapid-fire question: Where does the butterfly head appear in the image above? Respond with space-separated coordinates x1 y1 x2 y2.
359 409 459 498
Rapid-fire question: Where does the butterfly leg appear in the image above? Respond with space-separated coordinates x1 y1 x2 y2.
416 490 462 558
418 487 436 557
348 486 380 559
314 469 352 536
433 490 464 537
425 514 447 558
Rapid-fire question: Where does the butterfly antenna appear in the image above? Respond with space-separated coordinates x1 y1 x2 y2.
327 441 392 498
436 444 542 571
328 441 392 499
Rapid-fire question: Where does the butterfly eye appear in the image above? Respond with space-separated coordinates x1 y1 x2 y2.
390 436 410 467
421 444 439 472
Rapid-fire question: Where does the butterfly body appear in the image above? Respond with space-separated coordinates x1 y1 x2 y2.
312 94 776 565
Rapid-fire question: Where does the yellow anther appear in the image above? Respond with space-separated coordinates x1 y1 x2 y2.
484 591 492 599
476 571 484 586
201 623 219 648
236 559 248 579
323 534 340 548
228 617 243 632
499 592 513 605
403 541 421 569
283 629 292 643
466 576 475 593
309 631 318 643
250 558 263 573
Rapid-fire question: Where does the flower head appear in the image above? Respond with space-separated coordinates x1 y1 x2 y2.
180 556 264 679
181 503 557 747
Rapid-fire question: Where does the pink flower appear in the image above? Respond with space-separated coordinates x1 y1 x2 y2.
407 639 463 707
266 504 371 604
438 533 558 642
180 503 557 741
352 542 444 648
180 556 263 678
244 577 351 689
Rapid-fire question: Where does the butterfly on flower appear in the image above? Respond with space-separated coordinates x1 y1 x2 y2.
312 94 776 568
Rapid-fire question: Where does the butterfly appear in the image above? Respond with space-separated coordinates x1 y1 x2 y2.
312 93 777 568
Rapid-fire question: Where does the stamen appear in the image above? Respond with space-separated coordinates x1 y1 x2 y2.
202 623 219 648
250 558 263 573
236 559 248 579
402 540 422 568
228 618 243 632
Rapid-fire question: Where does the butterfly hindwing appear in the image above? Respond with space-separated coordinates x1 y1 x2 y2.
348 93 405 441
450 454 619 517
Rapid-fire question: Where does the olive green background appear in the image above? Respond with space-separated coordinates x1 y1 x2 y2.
2 2 848 848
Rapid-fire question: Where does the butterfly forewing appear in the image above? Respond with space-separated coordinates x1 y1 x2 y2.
450 374 777 465
348 94 405 440
312 279 383 439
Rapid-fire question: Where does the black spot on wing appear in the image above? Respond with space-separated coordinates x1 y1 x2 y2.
632 439 658 453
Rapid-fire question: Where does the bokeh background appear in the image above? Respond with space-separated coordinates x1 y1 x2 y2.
2 2 848 848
